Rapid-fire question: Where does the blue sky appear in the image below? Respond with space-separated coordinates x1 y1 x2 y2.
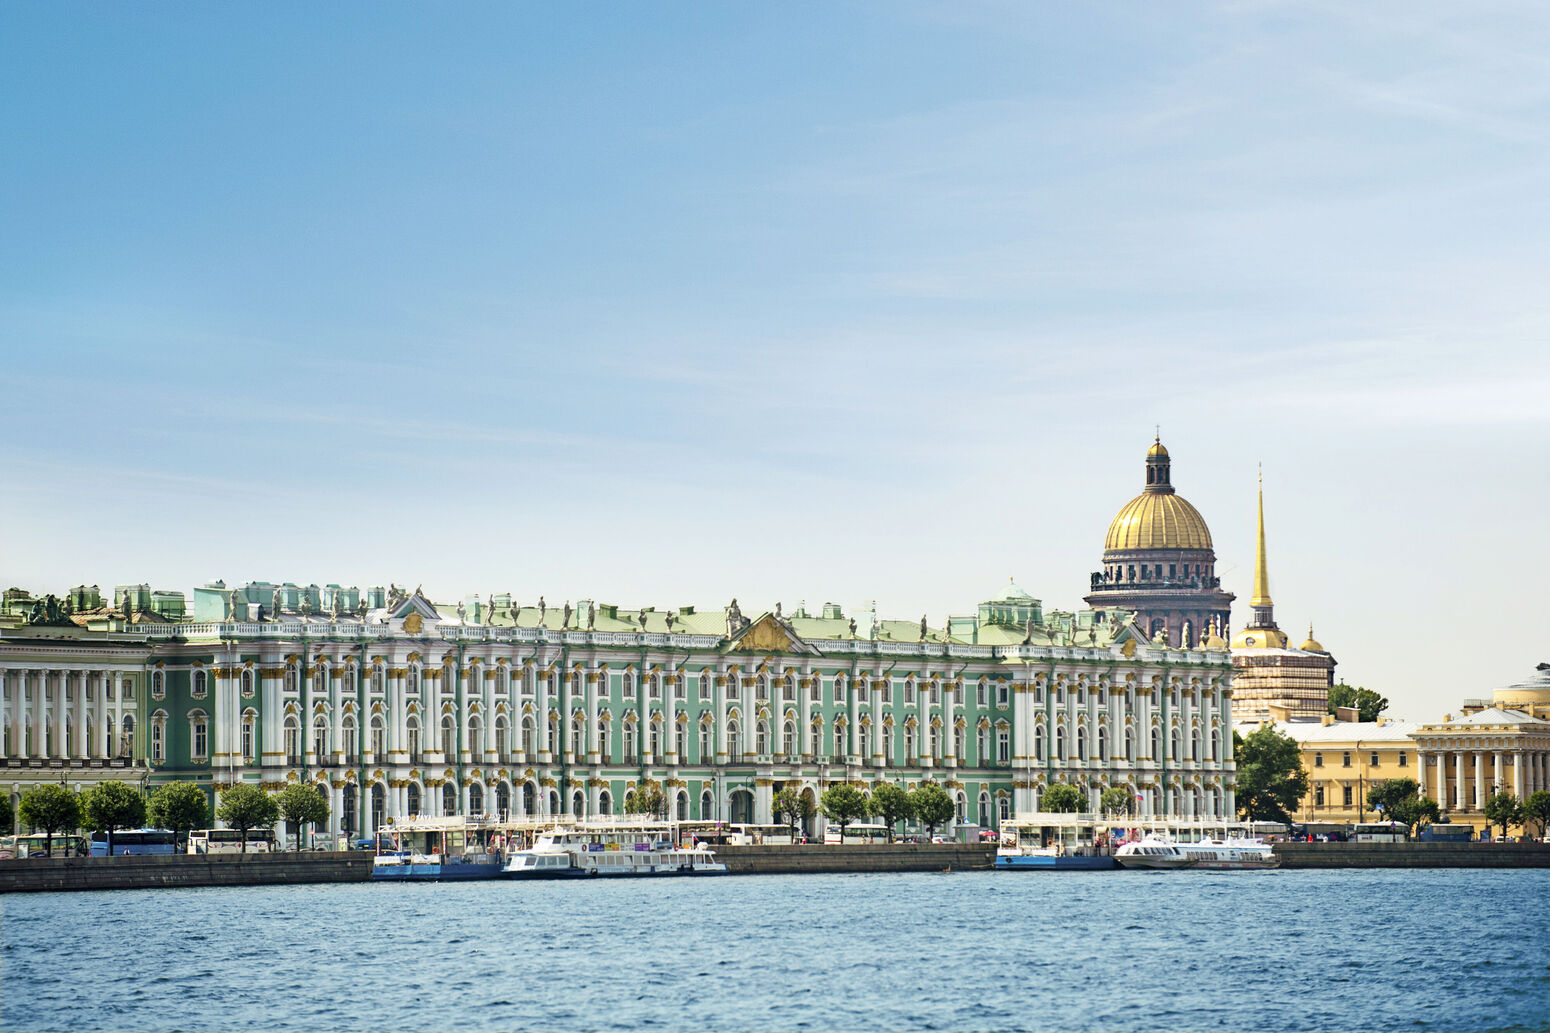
3 2 1547 720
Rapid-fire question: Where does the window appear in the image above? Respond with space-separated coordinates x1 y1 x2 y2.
522 718 535 757
675 722 687 758
314 720 328 761
151 713 166 763
443 784 457 815
151 670 165 700
699 723 711 762
809 677 820 703
191 712 210 761
623 721 637 760
342 786 357 831
1370 752 1379 768
903 725 916 762
834 723 844 758
1314 753 1324 768
191 668 208 699
496 719 509 759
997 683 1009 707
726 677 739 704
783 721 797 756
977 681 987 707
782 677 795 703
1398 752 1408 768
370 717 385 758
595 718 608 760
469 783 484 815
727 721 742 758
904 681 916 705
648 719 660 759
979 724 991 762
996 725 1011 764
674 676 686 702
756 721 769 756
756 676 768 703
285 717 301 765
342 719 358 762
954 723 965 759
698 673 711 702
1342 752 1351 768
1342 786 1352 807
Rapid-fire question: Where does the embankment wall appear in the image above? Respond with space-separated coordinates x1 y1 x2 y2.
718 842 995 874
0 851 373 894
1272 842 1550 868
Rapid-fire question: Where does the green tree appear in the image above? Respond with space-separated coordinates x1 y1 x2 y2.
147 782 212 852
819 783 870 841
868 782 914 843
1041 782 1086 814
1326 684 1388 723
215 784 280 853
18 785 81 857
1483 791 1524 840
1099 787 1134 818
1395 795 1441 836
81 781 147 857
1366 778 1420 819
276 783 330 851
2 793 12 835
1522 790 1550 839
1234 726 1309 823
910 782 956 839
773 785 815 841
623 778 666 819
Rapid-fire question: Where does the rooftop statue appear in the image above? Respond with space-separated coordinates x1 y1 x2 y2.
562 601 572 628
919 614 928 640
538 596 546 623
587 601 596 629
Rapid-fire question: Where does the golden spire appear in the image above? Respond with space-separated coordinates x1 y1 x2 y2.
1251 465 1272 608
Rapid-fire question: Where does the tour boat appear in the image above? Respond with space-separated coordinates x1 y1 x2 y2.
1115 834 1279 870
505 823 728 878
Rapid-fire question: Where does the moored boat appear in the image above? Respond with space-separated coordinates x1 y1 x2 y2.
371 817 510 881
1115 834 1279 869
996 812 1118 870
505 822 728 878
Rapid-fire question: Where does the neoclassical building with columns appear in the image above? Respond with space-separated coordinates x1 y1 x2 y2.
3 579 1238 839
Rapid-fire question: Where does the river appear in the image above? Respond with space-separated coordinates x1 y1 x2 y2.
3 868 1547 1032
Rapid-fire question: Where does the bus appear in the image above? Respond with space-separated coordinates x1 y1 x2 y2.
89 828 178 856
15 833 89 858
823 822 890 844
1351 821 1409 843
187 828 278 854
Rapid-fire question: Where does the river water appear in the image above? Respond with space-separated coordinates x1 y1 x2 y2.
3 869 1547 1032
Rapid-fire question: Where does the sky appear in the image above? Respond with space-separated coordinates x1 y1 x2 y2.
2 2 1546 722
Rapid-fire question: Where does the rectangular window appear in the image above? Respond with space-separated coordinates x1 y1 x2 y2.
997 684 1009 707
996 727 1010 764
977 682 987 707
1342 786 1353 807
1314 753 1323 768
810 678 821 703
698 676 711 702
1342 752 1351 768
1398 752 1408 768
1370 752 1379 767
1315 785 1325 806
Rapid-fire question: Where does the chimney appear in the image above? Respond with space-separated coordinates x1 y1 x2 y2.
1321 714 1335 727
1335 706 1360 722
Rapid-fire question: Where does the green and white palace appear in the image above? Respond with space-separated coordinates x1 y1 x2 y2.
2 575 1238 839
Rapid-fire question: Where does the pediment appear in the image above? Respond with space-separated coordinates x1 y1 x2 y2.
728 613 820 655
390 588 441 626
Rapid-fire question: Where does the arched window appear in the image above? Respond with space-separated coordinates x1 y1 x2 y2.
623 719 637 760
469 783 484 816
953 723 965 759
1076 727 1087 762
648 718 661 760
903 723 917 762
495 717 509 758
783 721 797 756
698 672 711 701
342 717 358 762
598 789 612 815
1056 726 1067 762
978 791 991 824
596 717 608 760
239 711 254 762
314 717 329 761
757 676 768 702
882 722 894 762
979 723 992 763
858 722 870 758
371 784 385 829
675 720 687 759
370 715 385 758
442 784 457 815
405 717 421 762
677 791 689 821
191 668 208 698
782 677 795 702
996 724 1011 764
1098 727 1108 763
284 716 301 765
727 721 742 758
756 720 769 756
342 785 357 832
151 670 165 700
285 664 298 695
151 711 167 763
571 790 585 818
406 783 422 817
700 789 714 820
469 715 484 757
699 721 712 762
120 714 135 757
442 715 457 756
522 717 535 756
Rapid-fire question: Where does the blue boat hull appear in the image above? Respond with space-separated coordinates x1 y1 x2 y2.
373 859 507 881
995 855 1117 870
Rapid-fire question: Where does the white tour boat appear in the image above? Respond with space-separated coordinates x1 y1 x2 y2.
504 823 728 878
1116 834 1279 870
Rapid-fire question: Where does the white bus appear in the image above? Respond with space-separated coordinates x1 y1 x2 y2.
187 828 278 854
823 822 890 844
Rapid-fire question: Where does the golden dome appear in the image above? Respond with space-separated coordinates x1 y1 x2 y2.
1104 492 1213 551
1300 624 1326 652
1231 625 1289 650
1147 438 1169 457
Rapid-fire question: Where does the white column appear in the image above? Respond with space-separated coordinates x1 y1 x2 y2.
585 667 600 764
714 670 727 762
943 683 957 768
663 668 677 766
1474 752 1486 810
7 672 24 760
1433 751 1445 806
847 675 859 761
50 670 65 759
1493 751 1505 798
1453 751 1465 810
536 668 552 763
869 682 883 767
71 671 85 759
1513 751 1524 797
1013 679 1032 814
799 671 812 759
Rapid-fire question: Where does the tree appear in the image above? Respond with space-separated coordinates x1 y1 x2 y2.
773 785 816 841
1483 791 1524 840
819 783 869 841
910 782 955 839
276 783 330 851
2 793 12 835
1234 726 1309 823
623 778 666 819
1099 787 1134 818
81 780 147 857
868 782 914 843
216 784 280 853
147 782 211 852
18 785 81 857
1524 790 1550 840
1327 684 1388 723
1041 782 1086 814
1366 778 1420 819
1397 795 1441 835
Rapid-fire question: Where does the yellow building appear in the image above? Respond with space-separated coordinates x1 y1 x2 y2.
1251 709 1421 824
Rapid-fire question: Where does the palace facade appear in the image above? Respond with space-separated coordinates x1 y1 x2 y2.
3 580 1239 839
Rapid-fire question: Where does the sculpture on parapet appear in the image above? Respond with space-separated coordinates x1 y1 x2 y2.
538 597 546 624
587 601 596 630
919 614 928 640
